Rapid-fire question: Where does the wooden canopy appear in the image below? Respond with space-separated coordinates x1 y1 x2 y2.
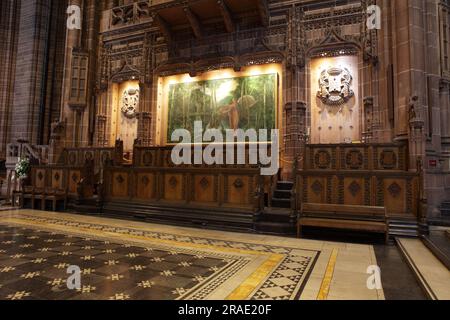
150 0 269 42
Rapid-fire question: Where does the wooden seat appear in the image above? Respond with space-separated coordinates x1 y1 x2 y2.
43 188 67 211
29 187 45 210
298 203 389 243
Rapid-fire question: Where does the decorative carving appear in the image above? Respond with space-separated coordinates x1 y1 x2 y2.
315 150 331 169
363 96 374 143
348 181 361 197
345 150 364 170
233 179 244 189
141 176 150 186
68 152 77 166
101 152 111 165
380 150 398 169
116 175 125 184
72 173 79 183
199 177 210 190
38 172 44 181
111 2 151 27
169 176 178 188
121 88 140 119
84 151 94 161
54 172 60 182
50 120 66 142
311 180 323 196
142 152 153 166
364 178 371 205
317 67 354 106
388 182 402 198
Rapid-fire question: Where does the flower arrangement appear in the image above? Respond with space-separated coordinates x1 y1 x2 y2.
15 157 31 178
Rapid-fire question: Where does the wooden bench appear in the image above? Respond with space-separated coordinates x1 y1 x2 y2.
19 187 67 211
43 187 68 211
298 203 390 243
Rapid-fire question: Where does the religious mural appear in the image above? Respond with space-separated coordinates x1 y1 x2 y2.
167 74 277 142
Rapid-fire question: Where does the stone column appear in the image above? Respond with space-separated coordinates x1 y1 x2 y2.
9 0 52 144
137 81 153 147
0 0 20 158
60 0 83 148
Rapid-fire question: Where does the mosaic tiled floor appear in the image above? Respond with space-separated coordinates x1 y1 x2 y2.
0 210 321 300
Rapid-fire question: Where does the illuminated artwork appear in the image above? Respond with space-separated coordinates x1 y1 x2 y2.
311 56 359 144
167 73 277 142
121 87 140 119
317 67 354 106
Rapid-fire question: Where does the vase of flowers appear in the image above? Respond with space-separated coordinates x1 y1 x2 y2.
15 157 31 190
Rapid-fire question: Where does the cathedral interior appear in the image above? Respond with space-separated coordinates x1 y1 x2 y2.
0 0 449 301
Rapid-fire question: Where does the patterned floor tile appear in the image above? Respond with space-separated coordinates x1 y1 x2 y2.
0 211 320 300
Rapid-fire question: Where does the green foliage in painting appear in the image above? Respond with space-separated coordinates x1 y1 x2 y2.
167 73 277 142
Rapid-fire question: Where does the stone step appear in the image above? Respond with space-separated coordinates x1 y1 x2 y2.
271 197 291 209
255 221 295 235
396 238 449 300
389 229 419 238
389 219 419 238
273 189 291 200
422 231 450 271
260 207 292 223
276 181 293 191
102 200 255 233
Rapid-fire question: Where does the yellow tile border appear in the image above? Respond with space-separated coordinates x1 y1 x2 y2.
1 216 285 300
316 248 338 300
226 254 283 300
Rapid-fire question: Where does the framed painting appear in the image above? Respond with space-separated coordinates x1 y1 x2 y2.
166 73 277 143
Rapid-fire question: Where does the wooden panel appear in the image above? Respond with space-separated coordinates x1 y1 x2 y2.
135 173 156 200
304 143 408 171
341 148 367 170
112 172 129 198
193 175 216 203
343 178 364 205
296 169 419 217
226 175 250 206
306 177 327 204
164 174 184 201
35 169 46 189
383 179 407 215
68 170 81 195
51 170 64 190
62 147 120 168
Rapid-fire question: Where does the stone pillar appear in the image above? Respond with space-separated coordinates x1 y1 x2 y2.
408 96 426 170
85 0 101 146
60 0 83 148
373 0 394 142
9 0 53 144
0 0 19 158
363 96 374 143
135 77 154 147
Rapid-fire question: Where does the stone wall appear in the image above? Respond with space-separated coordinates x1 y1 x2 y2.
1 0 450 218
